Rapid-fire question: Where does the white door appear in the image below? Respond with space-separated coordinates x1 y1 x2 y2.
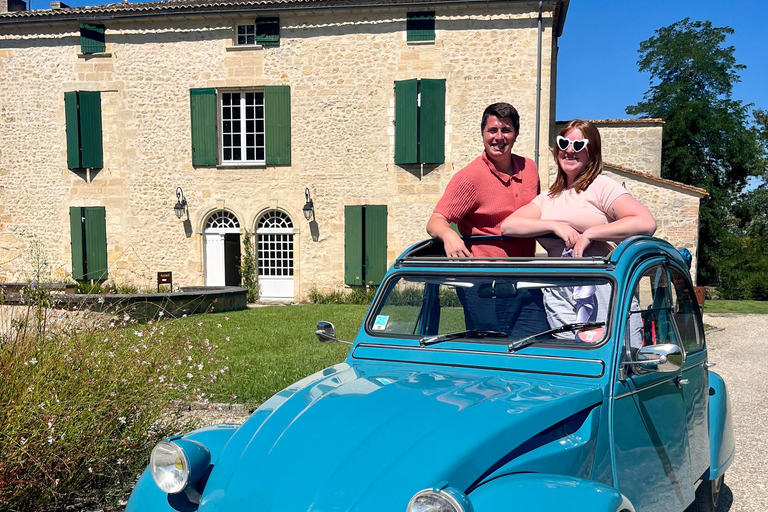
204 210 241 287
205 233 225 286
257 211 294 301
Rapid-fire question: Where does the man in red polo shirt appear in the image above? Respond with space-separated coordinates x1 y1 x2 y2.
426 103 544 335
427 103 540 257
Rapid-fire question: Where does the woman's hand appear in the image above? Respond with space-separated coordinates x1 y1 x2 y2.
572 229 593 257
552 222 581 249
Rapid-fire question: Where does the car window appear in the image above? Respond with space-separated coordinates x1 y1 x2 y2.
669 266 705 354
368 274 613 347
626 264 679 357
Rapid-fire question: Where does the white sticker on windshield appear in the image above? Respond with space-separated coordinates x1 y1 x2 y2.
372 315 389 331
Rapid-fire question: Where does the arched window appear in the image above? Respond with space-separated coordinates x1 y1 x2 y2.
256 211 294 277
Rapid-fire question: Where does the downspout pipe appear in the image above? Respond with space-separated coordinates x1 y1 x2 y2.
534 0 543 169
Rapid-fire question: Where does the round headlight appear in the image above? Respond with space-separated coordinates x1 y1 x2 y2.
407 488 467 512
150 441 190 494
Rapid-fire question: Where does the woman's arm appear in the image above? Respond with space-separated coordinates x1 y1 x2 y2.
500 202 581 248
573 194 657 256
426 213 472 257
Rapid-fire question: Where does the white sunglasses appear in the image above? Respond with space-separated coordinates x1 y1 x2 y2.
556 135 589 153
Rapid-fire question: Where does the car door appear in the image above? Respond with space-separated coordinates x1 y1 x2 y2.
668 264 710 481
612 260 695 512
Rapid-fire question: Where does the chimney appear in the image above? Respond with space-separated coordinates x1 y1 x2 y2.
50 0 70 7
0 0 27 12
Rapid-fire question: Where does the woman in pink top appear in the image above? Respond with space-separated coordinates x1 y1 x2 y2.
500 119 656 257
501 120 656 341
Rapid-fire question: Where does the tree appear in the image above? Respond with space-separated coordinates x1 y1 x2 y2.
626 19 765 286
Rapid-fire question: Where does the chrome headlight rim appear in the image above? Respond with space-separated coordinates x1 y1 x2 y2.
407 486 468 512
150 440 190 494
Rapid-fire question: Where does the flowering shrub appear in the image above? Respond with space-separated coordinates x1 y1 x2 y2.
0 298 230 510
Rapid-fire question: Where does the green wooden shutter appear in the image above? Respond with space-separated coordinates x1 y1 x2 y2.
190 88 217 166
344 205 364 286
78 91 103 169
256 17 280 47
65 92 81 169
419 79 445 164
80 23 105 54
394 79 418 165
265 85 291 165
407 12 435 42
364 205 388 286
69 207 85 280
84 207 108 281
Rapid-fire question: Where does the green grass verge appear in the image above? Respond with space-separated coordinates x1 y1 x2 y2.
703 299 768 314
188 305 368 408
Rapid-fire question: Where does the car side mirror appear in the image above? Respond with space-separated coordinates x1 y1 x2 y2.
315 321 352 345
622 343 684 373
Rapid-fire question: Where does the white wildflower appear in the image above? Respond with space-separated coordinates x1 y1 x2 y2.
30 357 38 365
186 373 193 379
118 417 126 424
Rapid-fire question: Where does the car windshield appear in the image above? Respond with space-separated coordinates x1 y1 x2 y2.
367 274 613 348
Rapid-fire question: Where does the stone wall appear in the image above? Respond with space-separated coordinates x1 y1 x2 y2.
0 4 559 299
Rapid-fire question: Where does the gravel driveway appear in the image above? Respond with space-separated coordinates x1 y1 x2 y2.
703 314 768 512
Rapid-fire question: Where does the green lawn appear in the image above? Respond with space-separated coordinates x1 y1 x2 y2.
186 305 367 408
703 299 768 314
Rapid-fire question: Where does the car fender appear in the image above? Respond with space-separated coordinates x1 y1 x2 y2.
469 473 634 512
708 371 735 479
125 423 239 512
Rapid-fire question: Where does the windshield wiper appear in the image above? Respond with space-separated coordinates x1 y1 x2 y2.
420 329 508 347
507 322 605 353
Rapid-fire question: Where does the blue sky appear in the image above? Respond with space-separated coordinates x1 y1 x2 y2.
34 0 766 123
556 0 767 122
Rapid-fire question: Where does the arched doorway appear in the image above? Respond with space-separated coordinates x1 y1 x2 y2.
256 210 294 301
204 210 241 286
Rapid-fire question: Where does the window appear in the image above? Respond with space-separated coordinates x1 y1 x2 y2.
394 79 445 165
69 207 108 281
65 91 103 169
189 86 291 166
80 23 105 54
257 211 294 277
407 12 435 42
222 91 265 163
367 274 612 345
256 17 280 47
345 205 387 286
236 24 256 45
669 266 705 354
626 265 677 354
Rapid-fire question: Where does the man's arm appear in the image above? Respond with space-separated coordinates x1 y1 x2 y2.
426 213 472 257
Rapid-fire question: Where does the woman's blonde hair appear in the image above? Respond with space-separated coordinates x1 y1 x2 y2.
549 119 603 196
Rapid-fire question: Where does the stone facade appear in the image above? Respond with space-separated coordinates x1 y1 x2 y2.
0 2 563 299
0 1 702 299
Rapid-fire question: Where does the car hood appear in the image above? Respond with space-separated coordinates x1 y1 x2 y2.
199 363 603 512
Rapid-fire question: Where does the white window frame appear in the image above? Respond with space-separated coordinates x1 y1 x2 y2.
220 90 266 165
235 23 256 46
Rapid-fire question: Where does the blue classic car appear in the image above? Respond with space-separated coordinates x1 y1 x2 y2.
126 236 734 512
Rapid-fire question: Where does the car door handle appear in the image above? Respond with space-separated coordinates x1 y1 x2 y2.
705 362 716 368
676 376 690 388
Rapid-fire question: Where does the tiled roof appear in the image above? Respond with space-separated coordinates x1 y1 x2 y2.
556 118 664 125
604 162 708 196
1 0 519 22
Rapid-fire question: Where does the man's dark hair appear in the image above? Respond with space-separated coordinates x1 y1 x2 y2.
481 103 520 133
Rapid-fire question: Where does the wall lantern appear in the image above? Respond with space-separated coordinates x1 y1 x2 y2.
302 188 315 222
174 187 188 220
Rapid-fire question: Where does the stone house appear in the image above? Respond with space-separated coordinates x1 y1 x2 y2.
0 0 704 301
